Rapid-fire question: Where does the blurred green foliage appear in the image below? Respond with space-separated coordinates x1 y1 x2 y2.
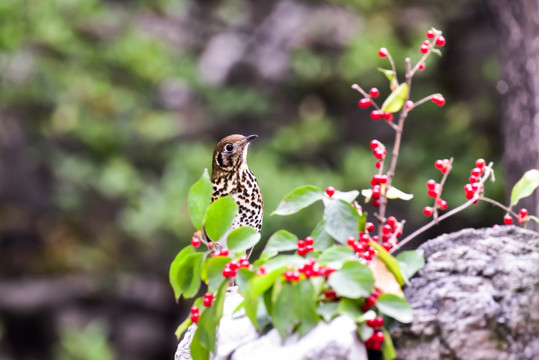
55 321 113 360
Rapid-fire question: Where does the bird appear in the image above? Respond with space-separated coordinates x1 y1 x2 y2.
211 134 263 235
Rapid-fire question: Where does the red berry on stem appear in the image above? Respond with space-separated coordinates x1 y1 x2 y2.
418 63 425 70
191 237 201 248
423 40 431 46
503 214 513 225
359 98 372 109
476 158 486 169
370 140 380 149
190 313 199 323
378 47 388 58
369 88 380 98
423 206 434 217
426 29 435 38
405 100 414 110
435 160 444 170
372 198 380 207
325 186 335 197
382 224 392 234
436 36 446 46
471 167 482 177
387 216 397 227
383 112 394 122
366 222 375 233
519 208 528 218
437 198 448 210
373 331 385 342
426 179 437 190
305 236 314 245
370 110 382 121
420 44 429 54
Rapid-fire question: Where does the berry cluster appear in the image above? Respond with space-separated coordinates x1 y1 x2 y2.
190 306 200 324
284 259 335 283
283 269 301 282
413 29 446 71
504 208 529 225
370 110 394 122
380 216 402 251
362 288 382 312
297 236 315 256
365 316 385 350
463 159 487 201
369 174 388 208
347 234 376 262
423 179 448 217
370 140 386 169
191 230 202 248
203 292 215 307
222 256 250 278
434 158 451 174
212 248 230 257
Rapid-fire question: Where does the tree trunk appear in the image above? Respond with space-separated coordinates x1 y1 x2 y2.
487 0 539 229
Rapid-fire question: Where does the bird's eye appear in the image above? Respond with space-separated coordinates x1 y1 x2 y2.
225 144 234 152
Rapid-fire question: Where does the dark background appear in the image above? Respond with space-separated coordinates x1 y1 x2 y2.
0 0 537 359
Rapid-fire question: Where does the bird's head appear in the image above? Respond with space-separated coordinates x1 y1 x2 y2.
212 134 258 178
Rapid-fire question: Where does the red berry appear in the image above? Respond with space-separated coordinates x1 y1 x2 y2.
437 198 448 210
405 100 414 110
378 47 388 58
426 179 437 190
375 317 384 328
257 265 267 275
372 185 381 198
519 208 528 218
207 241 214 248
305 236 314 245
366 222 375 233
420 44 429 54
382 224 392 234
190 313 199 323
434 159 444 170
423 40 431 46
375 161 382 169
347 236 356 246
324 290 337 301
305 244 314 253
220 248 229 256
469 175 479 184
387 216 397 227
432 95 446 106
297 240 305 248
503 214 513 225
426 29 435 39
203 297 213 307
372 198 380 207
382 242 392 251
374 148 386 160
191 237 201 248
359 98 372 109
427 189 438 198
372 331 385 342
436 36 446 46
222 266 236 278
476 158 486 169
423 206 433 217
471 167 482 177
190 306 199 315
370 110 382 121
325 186 335 197
370 140 380 149
382 112 394 122
418 63 425 70
369 88 380 98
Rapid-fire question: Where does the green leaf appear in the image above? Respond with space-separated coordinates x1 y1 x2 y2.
243 266 286 328
310 220 335 251
273 185 324 215
188 169 213 230
204 196 238 242
205 256 231 292
332 190 359 203
396 250 425 280
262 230 298 255
381 328 397 360
510 169 539 206
190 329 209 360
358 212 367 232
369 241 405 286
358 323 374 342
236 268 255 294
227 226 261 252
317 302 339 321
196 281 227 352
264 254 305 272
172 252 204 299
294 280 319 337
169 246 196 299
381 83 409 113
431 48 442 57
338 298 362 320
328 260 374 299
376 294 412 323
377 67 397 89
273 282 298 340
317 245 355 269
323 199 361 244
174 316 192 339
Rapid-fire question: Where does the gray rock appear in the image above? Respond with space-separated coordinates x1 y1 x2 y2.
391 226 539 360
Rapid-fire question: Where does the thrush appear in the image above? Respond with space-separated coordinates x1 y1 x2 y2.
211 134 263 235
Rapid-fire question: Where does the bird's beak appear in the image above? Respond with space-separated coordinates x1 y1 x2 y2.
243 134 258 144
